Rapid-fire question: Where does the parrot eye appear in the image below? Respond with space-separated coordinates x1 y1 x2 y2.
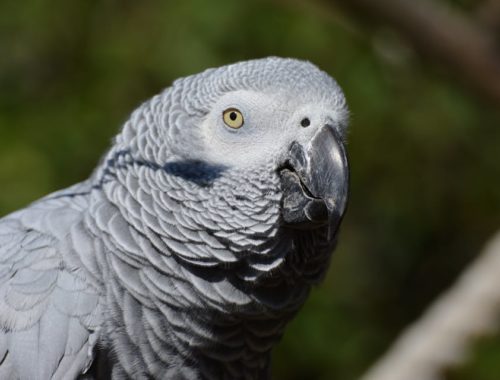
223 108 244 129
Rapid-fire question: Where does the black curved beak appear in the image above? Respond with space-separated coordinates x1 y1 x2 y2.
280 125 349 232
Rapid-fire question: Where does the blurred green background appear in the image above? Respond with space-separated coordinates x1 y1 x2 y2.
1 1 500 379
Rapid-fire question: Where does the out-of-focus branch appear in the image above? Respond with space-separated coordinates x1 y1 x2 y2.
280 0 500 106
330 0 500 105
360 231 500 380
475 0 500 34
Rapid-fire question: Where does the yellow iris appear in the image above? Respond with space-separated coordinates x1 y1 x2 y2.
223 108 244 129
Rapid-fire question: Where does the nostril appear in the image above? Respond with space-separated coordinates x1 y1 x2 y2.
300 118 310 128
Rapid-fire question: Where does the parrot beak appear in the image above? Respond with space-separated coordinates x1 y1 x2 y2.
280 124 349 231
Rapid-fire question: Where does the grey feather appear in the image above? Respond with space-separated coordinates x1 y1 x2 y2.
0 57 349 379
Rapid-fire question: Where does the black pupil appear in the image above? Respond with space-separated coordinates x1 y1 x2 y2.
229 112 238 121
301 118 310 127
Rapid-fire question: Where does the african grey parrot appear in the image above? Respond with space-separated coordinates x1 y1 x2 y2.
0 57 349 379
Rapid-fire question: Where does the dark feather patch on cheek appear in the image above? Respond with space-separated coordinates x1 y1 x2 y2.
163 160 226 186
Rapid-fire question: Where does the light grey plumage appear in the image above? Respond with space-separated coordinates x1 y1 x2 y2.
0 57 349 379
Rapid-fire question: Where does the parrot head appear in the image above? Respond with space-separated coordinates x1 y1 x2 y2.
109 57 349 289
178 58 347 232
194 61 349 234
